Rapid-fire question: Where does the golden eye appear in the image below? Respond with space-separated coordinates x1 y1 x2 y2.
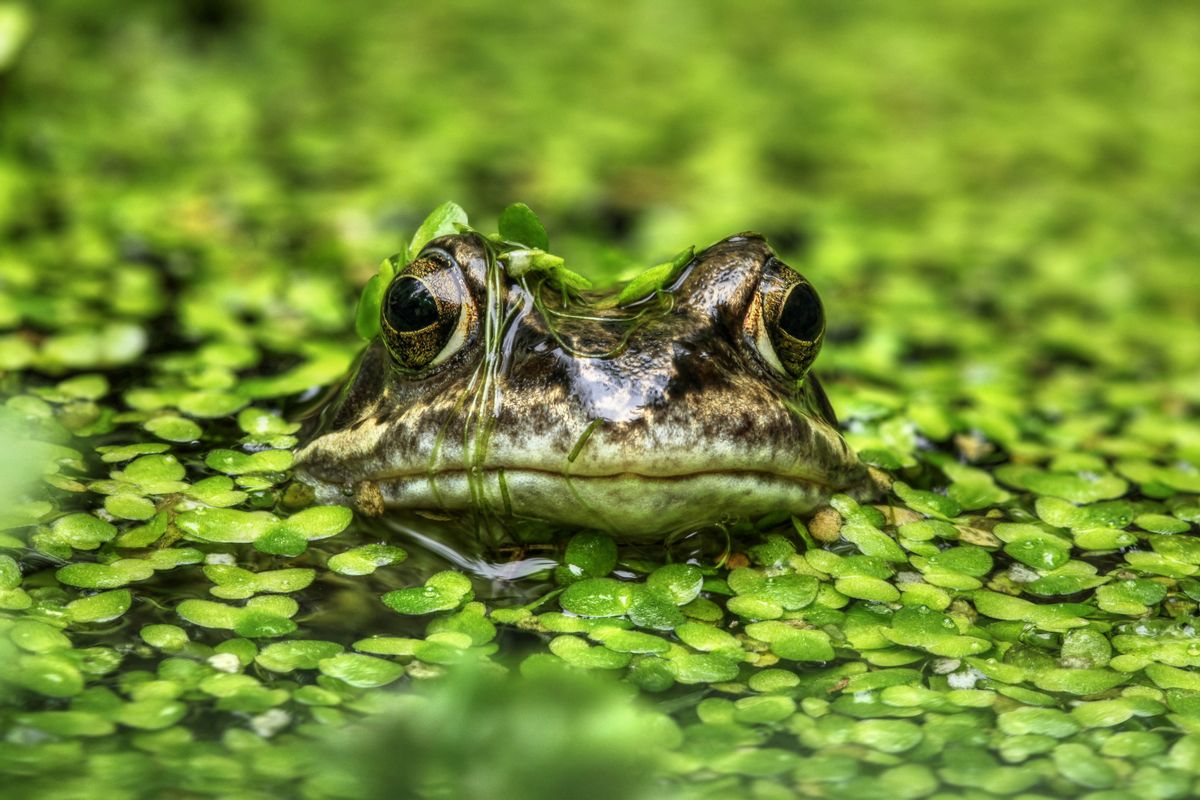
380 253 473 371
748 261 825 379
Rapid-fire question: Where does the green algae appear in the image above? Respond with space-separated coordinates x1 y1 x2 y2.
2 1 1200 799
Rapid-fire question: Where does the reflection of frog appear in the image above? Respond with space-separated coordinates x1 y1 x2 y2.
296 232 870 540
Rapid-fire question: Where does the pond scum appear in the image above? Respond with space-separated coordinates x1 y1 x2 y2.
2 2 1200 799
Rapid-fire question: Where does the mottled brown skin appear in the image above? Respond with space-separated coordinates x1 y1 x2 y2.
295 232 870 541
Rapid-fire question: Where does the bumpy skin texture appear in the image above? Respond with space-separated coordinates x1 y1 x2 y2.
295 232 870 540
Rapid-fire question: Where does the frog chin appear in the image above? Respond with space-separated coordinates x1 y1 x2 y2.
299 465 870 540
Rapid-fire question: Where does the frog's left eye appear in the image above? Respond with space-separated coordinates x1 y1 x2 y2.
748 263 825 379
380 253 474 372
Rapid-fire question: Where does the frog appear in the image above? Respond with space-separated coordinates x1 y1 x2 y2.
295 231 872 542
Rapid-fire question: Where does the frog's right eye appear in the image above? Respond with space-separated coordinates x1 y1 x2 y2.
380 253 475 372
745 259 825 380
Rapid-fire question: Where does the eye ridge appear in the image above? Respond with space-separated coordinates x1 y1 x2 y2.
777 281 823 343
384 276 439 333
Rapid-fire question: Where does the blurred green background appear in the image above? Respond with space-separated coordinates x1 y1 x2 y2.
4 0 1199 385
4 2 1200 798
4 0 1199 458
5 0 1198 273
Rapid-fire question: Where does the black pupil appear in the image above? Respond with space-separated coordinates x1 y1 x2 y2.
385 276 438 332
779 282 823 342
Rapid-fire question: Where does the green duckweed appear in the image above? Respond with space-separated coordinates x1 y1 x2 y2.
4 3 1200 798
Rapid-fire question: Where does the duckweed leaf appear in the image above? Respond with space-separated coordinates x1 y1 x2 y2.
352 637 419 657
50 513 117 550
257 641 345 672
233 612 298 639
252 527 309 557
668 653 741 684
176 599 243 629
204 448 294 475
11 655 85 697
894 481 961 519
627 589 686 630
498 202 549 250
427 603 496 646
1003 535 1071 571
924 545 993 577
560 532 618 581
237 407 300 437
144 415 201 442
1053 743 1117 789
748 669 801 692
140 624 189 651
114 512 169 548
95 443 171 462
0 555 20 589
1002 466 1130 503
1136 513 1190 534
409 201 468 261
834 576 900 602
382 571 473 615
588 626 671 655
850 719 924 753
646 564 703 605
57 560 155 589
997 707 1081 737
185 476 248 508
1032 668 1126 695
104 493 157 521
328 544 408 576
66 589 132 623
549 635 632 669
120 454 186 484
53 374 109 401
175 508 278 544
115 699 187 731
616 247 694 306
356 256 400 340
273 505 353 541
1096 579 1166 615
204 565 315 600
726 594 783 620
560 577 636 617
16 710 115 738
10 621 71 653
746 621 835 661
318 653 405 687
841 520 907 562
675 622 741 655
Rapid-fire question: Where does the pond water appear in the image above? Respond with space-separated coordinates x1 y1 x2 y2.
3 2 1200 799
3 206 1200 800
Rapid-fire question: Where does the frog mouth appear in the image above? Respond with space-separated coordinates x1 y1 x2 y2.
298 462 869 539
360 464 844 489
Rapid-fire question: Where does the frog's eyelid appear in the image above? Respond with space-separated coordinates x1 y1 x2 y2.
745 291 790 377
754 322 789 377
428 303 471 367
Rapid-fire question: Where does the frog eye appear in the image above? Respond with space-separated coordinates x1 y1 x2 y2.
777 282 824 344
380 253 474 371
748 263 825 379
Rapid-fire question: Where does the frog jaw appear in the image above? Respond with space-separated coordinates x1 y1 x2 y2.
295 393 868 539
